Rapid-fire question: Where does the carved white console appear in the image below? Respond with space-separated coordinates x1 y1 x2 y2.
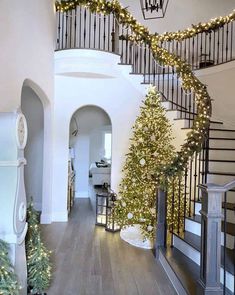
0 111 28 294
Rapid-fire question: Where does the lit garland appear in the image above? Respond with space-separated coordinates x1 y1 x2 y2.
155 10 235 42
0 240 19 295
26 201 52 294
55 0 212 176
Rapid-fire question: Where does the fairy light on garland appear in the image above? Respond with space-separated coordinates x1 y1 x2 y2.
0 240 19 295
55 0 212 176
26 201 52 294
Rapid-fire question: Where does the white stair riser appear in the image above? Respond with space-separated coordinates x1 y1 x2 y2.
208 149 235 161
185 218 234 249
209 139 235 149
210 130 235 139
208 161 235 173
193 202 235 224
207 174 235 185
173 235 235 292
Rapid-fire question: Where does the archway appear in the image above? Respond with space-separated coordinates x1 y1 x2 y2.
21 79 52 223
69 105 112 214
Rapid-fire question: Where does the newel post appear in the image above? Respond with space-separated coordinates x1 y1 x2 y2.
155 188 167 259
197 184 223 295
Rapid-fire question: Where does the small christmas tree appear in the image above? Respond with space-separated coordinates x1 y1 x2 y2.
114 86 185 240
26 201 52 294
0 239 19 295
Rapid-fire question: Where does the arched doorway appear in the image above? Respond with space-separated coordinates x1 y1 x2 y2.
69 105 112 213
21 79 52 223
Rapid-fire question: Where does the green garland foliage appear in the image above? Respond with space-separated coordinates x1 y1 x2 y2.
26 202 52 294
0 240 19 295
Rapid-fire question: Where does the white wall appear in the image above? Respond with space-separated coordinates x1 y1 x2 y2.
0 0 55 111
197 61 235 128
51 49 147 221
120 0 235 34
21 86 44 210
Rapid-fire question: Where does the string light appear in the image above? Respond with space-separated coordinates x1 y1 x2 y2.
55 0 213 175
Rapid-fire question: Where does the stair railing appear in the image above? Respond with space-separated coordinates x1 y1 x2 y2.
198 180 235 295
156 177 235 295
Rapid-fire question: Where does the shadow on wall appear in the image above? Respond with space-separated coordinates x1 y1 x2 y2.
21 85 44 211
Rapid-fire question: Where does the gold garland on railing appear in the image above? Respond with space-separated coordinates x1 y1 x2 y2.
155 10 235 42
56 0 212 176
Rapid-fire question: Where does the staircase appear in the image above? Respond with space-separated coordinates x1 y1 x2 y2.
55 4 235 294
158 121 235 294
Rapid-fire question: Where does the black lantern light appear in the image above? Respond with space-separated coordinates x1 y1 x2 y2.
96 190 109 226
140 0 169 20
105 190 120 233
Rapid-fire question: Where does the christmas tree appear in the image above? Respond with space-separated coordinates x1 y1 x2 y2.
26 201 52 294
0 239 19 295
114 86 184 240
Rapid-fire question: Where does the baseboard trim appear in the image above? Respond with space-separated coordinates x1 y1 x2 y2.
76 191 89 198
40 213 52 224
159 249 188 295
51 211 68 222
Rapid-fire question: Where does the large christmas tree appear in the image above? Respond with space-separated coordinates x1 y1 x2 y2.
114 86 184 240
0 239 19 295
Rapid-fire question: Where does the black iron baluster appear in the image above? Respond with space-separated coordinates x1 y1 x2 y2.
213 29 216 65
230 22 233 60
193 153 198 215
74 7 77 48
79 6 82 47
103 15 106 51
70 10 73 48
171 178 175 246
88 10 92 48
222 25 225 63
65 12 68 48
208 31 212 64
217 28 220 64
83 8 87 47
61 12 65 49
189 158 193 217
57 11 61 50
177 177 181 234
183 167 188 231
98 13 101 49
107 14 111 51
225 23 229 62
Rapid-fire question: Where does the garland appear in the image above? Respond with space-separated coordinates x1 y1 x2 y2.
56 0 212 176
155 10 235 42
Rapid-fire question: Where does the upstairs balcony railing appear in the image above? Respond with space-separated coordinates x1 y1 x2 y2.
56 8 235 129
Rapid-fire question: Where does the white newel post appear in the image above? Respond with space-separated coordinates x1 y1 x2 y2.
0 111 28 295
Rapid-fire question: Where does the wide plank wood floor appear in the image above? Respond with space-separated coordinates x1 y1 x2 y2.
42 199 176 295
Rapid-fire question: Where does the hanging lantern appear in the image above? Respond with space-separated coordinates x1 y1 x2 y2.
140 0 169 20
105 190 120 233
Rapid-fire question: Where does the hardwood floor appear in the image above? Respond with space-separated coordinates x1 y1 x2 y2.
42 199 177 295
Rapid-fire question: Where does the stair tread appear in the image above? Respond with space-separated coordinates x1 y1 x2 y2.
187 215 235 236
160 247 199 295
175 231 235 275
201 159 235 162
209 137 235 140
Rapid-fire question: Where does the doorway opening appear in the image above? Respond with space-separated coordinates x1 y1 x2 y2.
69 105 112 213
